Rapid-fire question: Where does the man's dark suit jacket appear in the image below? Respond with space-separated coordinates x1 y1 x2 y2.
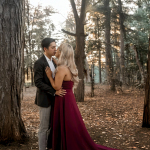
34 55 56 107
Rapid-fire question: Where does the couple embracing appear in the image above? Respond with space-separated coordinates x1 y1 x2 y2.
34 38 119 150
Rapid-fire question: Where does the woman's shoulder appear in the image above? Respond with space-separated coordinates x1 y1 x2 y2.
57 65 68 69
56 65 69 72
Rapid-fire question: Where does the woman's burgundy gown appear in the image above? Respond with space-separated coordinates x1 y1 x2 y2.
51 81 119 150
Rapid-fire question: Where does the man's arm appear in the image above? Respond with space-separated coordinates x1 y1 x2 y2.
34 61 56 96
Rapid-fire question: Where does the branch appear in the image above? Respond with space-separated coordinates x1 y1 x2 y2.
61 29 88 37
93 0 101 6
70 0 79 23
80 0 86 24
61 29 76 36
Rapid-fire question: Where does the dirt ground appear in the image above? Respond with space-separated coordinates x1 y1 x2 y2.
0 84 150 150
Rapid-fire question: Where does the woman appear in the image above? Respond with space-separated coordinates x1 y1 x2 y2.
45 43 119 150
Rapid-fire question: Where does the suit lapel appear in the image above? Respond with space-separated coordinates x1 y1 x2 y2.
42 54 50 68
42 54 56 69
41 55 51 82
52 60 57 68
41 55 56 81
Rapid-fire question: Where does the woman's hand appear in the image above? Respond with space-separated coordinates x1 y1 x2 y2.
45 66 52 79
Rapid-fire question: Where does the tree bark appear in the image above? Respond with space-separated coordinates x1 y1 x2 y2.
104 0 115 91
99 49 102 83
91 63 94 97
118 0 125 84
0 0 27 142
96 16 102 83
133 45 145 85
142 37 150 127
27 67 29 80
30 66 34 86
74 32 85 102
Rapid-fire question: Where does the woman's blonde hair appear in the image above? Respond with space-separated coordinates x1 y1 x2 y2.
57 43 79 85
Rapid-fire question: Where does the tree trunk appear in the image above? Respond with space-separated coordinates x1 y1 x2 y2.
142 37 150 127
118 0 125 84
133 45 145 85
99 49 102 83
27 67 29 80
120 28 125 83
125 44 130 85
0 0 27 142
104 0 115 91
114 22 120 81
74 30 85 102
84 58 90 82
62 0 87 102
30 66 34 86
91 63 94 97
97 17 102 83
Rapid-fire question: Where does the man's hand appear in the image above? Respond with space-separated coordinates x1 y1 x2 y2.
55 87 66 97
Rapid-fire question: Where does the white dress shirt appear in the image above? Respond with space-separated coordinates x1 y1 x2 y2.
44 54 55 78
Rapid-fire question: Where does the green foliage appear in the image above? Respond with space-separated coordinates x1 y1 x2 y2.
85 0 150 83
125 2 150 72
24 1 56 70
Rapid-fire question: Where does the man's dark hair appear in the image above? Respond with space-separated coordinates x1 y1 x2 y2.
41 38 55 51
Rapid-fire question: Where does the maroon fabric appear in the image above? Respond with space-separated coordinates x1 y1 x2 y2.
51 81 119 150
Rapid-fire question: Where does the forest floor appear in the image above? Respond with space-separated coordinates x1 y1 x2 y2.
0 84 150 150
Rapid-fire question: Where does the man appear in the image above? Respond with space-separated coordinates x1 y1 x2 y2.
34 38 66 150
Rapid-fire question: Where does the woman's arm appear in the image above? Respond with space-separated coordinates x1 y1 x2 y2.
45 66 66 90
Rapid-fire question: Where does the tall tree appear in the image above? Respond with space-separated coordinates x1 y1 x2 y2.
104 0 115 90
62 0 88 102
0 0 27 141
125 1 150 85
24 2 55 85
133 45 145 85
118 0 125 83
95 15 102 83
142 37 150 127
91 0 115 89
142 0 150 127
